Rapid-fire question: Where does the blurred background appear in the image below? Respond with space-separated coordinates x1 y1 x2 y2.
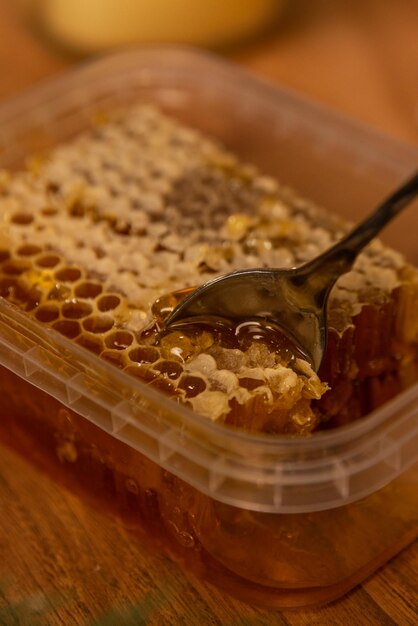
1 0 418 143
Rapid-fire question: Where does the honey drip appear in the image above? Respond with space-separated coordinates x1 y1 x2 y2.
149 288 306 368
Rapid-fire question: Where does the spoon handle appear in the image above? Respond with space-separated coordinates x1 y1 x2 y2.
297 171 418 296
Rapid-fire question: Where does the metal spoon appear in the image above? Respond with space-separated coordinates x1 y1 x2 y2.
165 172 418 371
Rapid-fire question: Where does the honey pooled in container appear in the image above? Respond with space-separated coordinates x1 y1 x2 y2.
1 105 418 434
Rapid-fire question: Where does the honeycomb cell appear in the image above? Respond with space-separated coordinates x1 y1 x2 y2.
16 283 41 311
76 334 104 355
68 199 86 218
83 315 114 334
101 350 126 368
97 294 121 312
159 331 195 362
10 212 33 225
149 377 176 394
0 250 10 263
62 300 93 319
238 377 265 391
35 305 60 323
55 267 82 282
35 254 61 268
93 246 106 259
114 222 132 236
46 181 60 194
105 330 134 350
125 364 158 383
153 360 184 380
41 207 58 217
47 284 72 301
17 244 42 257
2 260 30 276
0 277 17 297
75 281 102 299
14 282 35 304
128 346 160 364
52 319 81 339
178 375 207 398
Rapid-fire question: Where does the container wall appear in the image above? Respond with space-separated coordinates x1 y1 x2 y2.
1 364 417 608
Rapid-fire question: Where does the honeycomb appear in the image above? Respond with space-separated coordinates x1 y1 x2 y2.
1 105 418 433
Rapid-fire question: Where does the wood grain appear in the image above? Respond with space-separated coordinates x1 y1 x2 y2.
1 443 417 626
0 1 417 624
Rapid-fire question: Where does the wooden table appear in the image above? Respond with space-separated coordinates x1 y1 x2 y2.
0 2 417 624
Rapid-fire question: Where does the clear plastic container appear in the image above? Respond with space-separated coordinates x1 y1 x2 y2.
0 46 417 608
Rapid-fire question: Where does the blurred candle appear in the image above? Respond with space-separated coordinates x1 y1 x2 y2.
18 0 283 54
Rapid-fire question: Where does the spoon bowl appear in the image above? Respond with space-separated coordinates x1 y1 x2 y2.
166 172 418 371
